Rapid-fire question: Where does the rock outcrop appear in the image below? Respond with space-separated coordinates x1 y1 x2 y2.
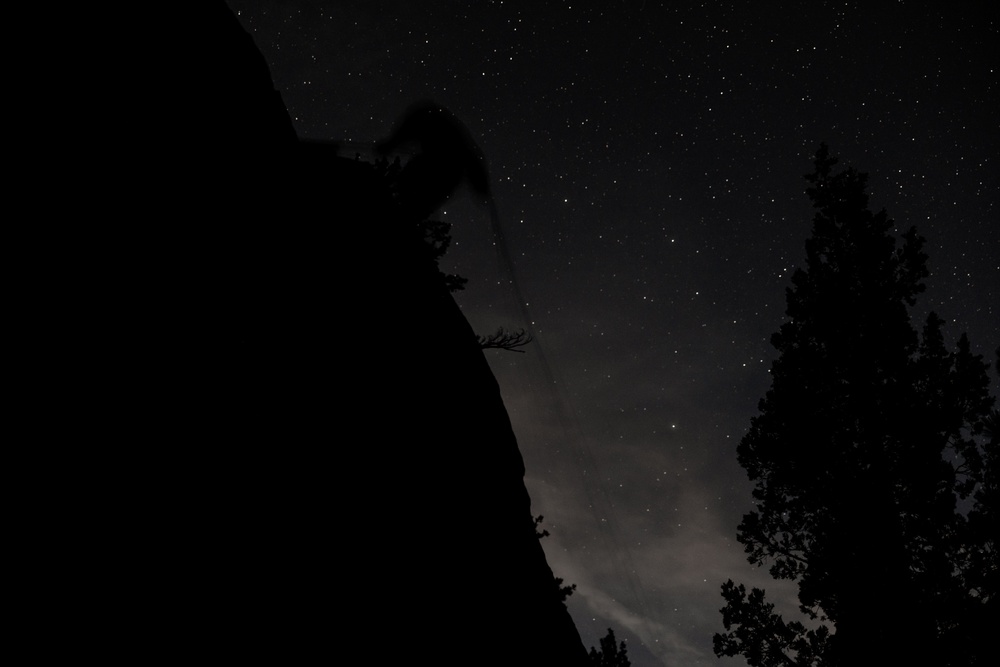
28 2 589 663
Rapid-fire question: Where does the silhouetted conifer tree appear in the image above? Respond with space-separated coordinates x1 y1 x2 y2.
534 515 578 604
714 145 995 666
374 155 468 292
588 628 631 667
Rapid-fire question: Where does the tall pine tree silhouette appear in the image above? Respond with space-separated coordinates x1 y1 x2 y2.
714 145 995 666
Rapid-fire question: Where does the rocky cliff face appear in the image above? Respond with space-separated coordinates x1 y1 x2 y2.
31 3 588 663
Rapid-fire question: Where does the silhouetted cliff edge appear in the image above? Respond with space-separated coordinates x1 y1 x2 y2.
23 3 588 663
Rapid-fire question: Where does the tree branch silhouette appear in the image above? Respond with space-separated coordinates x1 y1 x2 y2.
477 327 533 353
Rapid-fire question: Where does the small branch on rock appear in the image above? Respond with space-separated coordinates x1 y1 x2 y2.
477 327 533 353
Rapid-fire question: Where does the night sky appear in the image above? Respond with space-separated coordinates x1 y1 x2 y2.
228 2 997 664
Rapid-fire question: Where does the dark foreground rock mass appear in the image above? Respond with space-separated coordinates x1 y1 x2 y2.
23 3 588 663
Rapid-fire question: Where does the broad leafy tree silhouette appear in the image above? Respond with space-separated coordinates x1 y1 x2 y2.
714 145 996 666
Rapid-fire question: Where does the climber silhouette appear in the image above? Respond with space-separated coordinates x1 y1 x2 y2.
377 101 491 220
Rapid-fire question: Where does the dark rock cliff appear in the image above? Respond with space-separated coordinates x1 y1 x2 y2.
25 3 588 663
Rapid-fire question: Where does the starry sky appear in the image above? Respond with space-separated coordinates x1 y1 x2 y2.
228 2 997 664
